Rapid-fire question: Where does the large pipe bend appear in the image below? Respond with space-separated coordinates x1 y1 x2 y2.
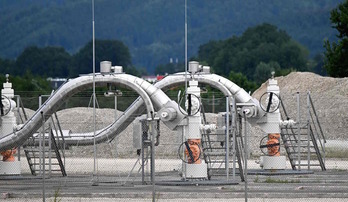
0 74 154 151
154 73 232 98
84 72 256 146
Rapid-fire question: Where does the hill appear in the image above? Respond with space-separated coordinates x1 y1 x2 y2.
0 0 343 72
253 72 348 141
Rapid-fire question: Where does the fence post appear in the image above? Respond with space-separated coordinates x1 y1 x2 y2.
225 96 230 180
307 92 311 170
297 92 301 170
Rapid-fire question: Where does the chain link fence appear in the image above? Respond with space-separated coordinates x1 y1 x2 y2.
0 91 348 201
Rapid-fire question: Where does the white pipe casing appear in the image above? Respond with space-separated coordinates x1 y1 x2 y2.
0 70 264 150
0 74 155 151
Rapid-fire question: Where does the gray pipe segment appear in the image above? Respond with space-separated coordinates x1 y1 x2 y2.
0 72 261 151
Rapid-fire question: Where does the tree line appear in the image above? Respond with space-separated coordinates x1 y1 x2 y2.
0 0 340 72
2 0 347 94
0 39 139 79
156 23 326 92
156 0 348 93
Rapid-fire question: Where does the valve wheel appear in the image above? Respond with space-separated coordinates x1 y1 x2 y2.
178 93 201 116
1 95 11 116
177 141 202 164
259 135 280 156
259 92 280 113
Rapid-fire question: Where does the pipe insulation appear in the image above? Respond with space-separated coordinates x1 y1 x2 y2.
0 74 155 151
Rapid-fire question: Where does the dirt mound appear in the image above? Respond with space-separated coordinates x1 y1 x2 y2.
253 72 348 140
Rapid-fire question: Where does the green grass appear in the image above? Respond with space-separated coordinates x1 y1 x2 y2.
263 177 300 183
53 188 61 202
325 148 348 159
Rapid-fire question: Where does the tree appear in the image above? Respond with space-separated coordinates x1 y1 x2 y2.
228 71 258 93
254 61 281 83
154 63 184 75
71 39 132 77
308 54 327 76
0 57 15 75
16 46 71 77
324 1 348 77
0 73 51 93
197 23 309 80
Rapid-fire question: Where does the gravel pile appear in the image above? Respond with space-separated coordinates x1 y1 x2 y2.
253 72 348 140
54 108 218 158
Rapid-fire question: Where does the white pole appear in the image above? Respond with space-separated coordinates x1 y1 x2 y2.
243 112 248 202
225 96 229 180
92 0 98 183
184 0 188 91
41 111 46 202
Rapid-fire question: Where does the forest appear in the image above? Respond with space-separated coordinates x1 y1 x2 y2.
0 0 342 72
0 23 324 93
0 0 346 94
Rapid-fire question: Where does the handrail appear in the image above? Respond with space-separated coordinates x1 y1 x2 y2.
279 95 298 142
309 110 324 151
308 92 326 143
14 95 28 124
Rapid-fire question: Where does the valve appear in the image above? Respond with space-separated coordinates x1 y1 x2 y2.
0 148 16 162
178 139 202 164
259 134 281 156
184 139 201 164
259 92 280 113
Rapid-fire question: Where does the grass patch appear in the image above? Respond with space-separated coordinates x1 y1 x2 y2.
53 188 62 202
263 177 300 183
253 175 259 183
325 148 348 159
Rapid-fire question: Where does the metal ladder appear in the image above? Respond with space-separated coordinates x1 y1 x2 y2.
14 94 67 176
280 92 326 171
23 126 67 176
201 98 244 181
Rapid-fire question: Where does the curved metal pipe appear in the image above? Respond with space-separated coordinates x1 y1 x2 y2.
1 72 261 150
0 74 154 151
66 73 258 145
64 73 182 145
157 73 252 103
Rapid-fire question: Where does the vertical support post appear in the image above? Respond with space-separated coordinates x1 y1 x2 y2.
41 111 46 202
17 146 20 161
115 95 118 158
114 95 118 120
150 116 156 202
16 95 20 121
232 97 236 181
48 123 52 177
183 0 188 184
91 0 98 185
182 126 186 180
306 92 311 170
323 138 326 166
297 92 301 170
212 93 215 114
225 96 230 180
141 122 145 185
184 0 188 93
39 96 43 175
243 112 248 202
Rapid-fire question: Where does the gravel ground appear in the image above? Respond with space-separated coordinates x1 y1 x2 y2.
19 158 348 176
4 198 348 202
